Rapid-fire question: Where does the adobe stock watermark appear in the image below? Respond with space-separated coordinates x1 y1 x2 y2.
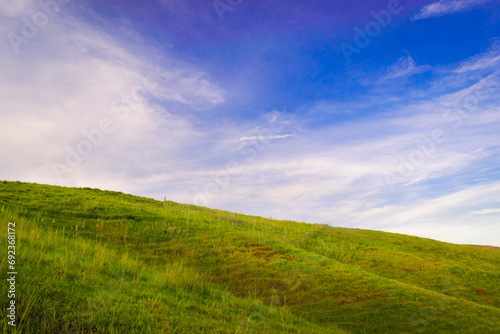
385 75 499 190
340 0 404 63
193 113 293 206
213 0 243 22
7 0 72 54
6 221 17 327
52 67 162 182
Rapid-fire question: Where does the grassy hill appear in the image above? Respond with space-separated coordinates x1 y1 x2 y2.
1 181 499 333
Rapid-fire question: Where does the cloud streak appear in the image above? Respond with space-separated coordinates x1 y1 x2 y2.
236 134 295 142
454 39 500 73
414 0 494 20
380 55 432 81
469 208 500 215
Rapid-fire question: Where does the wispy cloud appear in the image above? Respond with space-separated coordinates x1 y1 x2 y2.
236 134 295 142
414 0 493 20
0 0 225 190
177 44 500 246
469 208 500 215
380 55 432 81
454 39 500 73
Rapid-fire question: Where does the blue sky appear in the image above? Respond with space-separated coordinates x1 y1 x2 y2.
1 0 499 246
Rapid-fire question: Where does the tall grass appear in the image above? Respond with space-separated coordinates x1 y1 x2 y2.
1 181 499 333
0 190 335 333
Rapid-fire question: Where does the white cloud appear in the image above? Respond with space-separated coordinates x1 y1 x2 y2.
469 208 500 215
236 134 294 142
380 55 432 81
414 0 493 20
0 0 225 189
454 39 500 73
153 69 225 109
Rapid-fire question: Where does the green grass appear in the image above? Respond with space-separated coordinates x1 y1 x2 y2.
0 181 499 333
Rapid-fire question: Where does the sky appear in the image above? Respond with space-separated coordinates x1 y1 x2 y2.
1 0 499 246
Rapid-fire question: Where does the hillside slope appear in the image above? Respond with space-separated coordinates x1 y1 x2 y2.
1 182 499 333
